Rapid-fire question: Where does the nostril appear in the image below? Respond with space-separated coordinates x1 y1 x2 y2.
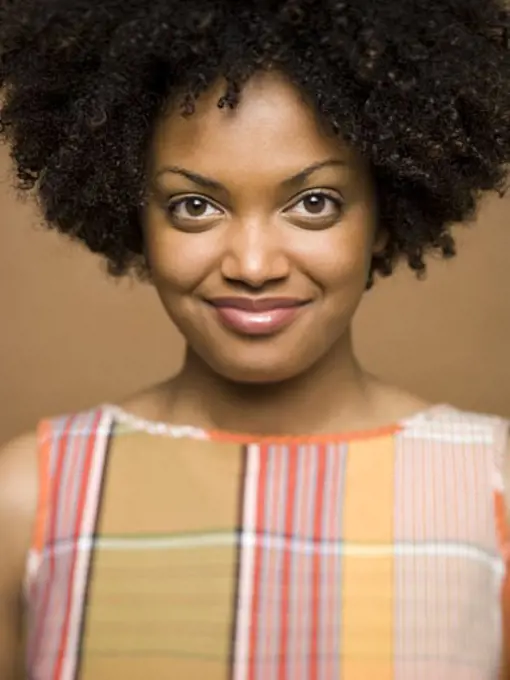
221 251 290 289
221 276 289 294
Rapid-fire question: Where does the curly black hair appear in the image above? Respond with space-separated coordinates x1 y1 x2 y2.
0 0 509 280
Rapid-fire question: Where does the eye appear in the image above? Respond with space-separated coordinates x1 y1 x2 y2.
285 190 344 221
167 195 223 221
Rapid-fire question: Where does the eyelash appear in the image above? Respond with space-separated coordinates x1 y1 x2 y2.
166 189 344 220
166 196 221 219
287 189 344 214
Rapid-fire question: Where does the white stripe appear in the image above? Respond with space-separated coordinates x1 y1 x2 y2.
235 444 260 680
493 468 505 492
401 429 494 445
268 446 286 680
60 410 112 680
236 536 504 568
44 531 504 577
40 532 236 556
41 532 505 592
23 550 42 601
102 404 209 440
102 533 237 550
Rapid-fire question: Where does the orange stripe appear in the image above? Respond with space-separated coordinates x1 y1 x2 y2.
340 434 395 680
495 491 510 680
210 424 401 446
501 568 510 680
496 491 510 551
31 416 75 671
54 411 102 679
31 420 52 553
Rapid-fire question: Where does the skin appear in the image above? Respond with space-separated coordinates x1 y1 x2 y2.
0 70 506 677
0 434 38 679
137 70 428 436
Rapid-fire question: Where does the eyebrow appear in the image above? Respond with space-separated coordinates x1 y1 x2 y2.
155 159 346 194
281 160 347 188
156 166 225 192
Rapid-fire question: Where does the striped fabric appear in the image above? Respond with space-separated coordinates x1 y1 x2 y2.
24 404 510 680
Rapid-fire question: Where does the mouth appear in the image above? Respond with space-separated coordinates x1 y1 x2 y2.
205 297 312 337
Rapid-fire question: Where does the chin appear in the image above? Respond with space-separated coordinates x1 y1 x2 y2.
203 351 315 386
216 365 300 385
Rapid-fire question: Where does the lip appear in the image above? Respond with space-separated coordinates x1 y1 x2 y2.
206 297 310 336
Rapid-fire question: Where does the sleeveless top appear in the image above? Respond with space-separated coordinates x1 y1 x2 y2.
23 403 510 680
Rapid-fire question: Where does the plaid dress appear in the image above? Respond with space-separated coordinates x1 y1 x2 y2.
24 404 510 680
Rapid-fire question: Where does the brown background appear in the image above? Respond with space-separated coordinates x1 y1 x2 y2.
1 143 509 444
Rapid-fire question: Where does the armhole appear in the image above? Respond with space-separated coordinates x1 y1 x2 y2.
23 419 53 600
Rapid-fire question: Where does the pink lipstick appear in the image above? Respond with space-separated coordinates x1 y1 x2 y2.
207 297 309 336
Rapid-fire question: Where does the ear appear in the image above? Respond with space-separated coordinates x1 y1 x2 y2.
365 228 389 290
372 227 388 256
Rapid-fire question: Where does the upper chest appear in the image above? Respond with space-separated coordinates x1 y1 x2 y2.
27 414 507 680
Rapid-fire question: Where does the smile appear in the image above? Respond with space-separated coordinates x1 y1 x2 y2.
206 297 311 337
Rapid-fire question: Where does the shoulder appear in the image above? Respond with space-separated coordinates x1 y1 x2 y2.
0 432 39 535
0 406 113 588
0 432 39 585
437 407 510 524
0 433 38 677
401 403 506 440
0 431 39 496
401 404 510 521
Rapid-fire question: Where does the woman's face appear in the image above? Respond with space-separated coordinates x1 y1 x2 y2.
143 71 380 384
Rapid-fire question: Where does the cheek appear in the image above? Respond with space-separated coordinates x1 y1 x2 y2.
292 218 375 292
144 222 218 293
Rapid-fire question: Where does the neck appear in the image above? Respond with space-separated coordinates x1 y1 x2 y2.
162 329 379 436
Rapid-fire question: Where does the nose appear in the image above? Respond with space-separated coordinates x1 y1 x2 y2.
221 219 290 289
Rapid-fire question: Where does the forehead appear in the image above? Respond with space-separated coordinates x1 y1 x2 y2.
149 71 353 175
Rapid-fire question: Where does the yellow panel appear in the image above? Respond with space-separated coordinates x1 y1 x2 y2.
340 435 395 680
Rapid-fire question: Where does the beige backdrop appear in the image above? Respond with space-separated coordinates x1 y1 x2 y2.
1 144 509 443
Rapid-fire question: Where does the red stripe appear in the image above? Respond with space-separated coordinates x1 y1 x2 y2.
278 444 298 680
54 409 103 679
262 445 283 670
30 415 76 672
310 445 327 680
248 445 269 680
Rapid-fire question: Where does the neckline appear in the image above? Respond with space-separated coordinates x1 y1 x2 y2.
101 402 453 444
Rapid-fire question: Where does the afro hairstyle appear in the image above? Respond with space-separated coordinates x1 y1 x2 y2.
0 0 509 281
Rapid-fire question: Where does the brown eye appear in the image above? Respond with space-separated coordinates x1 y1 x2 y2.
303 193 327 214
167 195 223 221
184 197 208 217
285 190 344 222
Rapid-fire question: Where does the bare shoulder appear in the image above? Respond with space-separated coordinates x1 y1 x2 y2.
0 430 39 591
0 432 39 679
0 432 39 544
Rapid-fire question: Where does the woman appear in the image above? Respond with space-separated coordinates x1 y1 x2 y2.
0 0 509 678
